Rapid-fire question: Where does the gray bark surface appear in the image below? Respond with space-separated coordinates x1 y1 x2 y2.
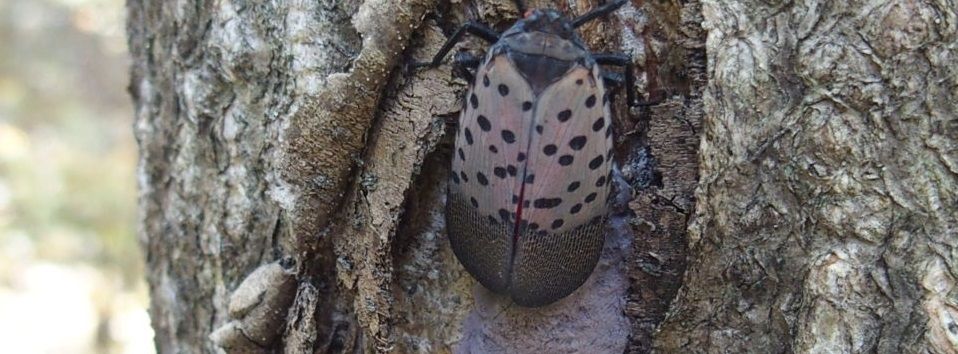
655 0 958 353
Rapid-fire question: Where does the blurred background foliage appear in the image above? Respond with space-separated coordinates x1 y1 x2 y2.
0 0 153 352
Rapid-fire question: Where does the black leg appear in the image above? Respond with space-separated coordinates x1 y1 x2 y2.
418 22 499 68
452 51 483 82
594 53 636 107
602 72 625 88
572 0 628 28
602 72 625 105
602 67 666 107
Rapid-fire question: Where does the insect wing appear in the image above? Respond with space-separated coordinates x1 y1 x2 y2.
447 54 536 294
509 65 612 306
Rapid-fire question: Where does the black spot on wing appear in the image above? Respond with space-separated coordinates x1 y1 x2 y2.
501 130 516 143
550 219 564 229
585 192 597 203
570 203 582 214
477 115 491 131
592 117 605 132
498 84 510 96
476 172 488 186
589 155 604 170
543 144 557 156
533 198 562 209
569 136 587 150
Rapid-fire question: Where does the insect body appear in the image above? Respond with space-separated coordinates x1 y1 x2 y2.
427 0 635 307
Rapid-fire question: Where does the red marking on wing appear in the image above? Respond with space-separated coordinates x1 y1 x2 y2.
513 182 526 242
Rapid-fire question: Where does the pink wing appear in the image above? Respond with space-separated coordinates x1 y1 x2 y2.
451 55 535 226
506 64 612 306
519 65 612 234
447 55 536 293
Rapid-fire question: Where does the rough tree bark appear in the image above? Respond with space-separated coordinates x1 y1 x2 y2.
127 0 955 353
655 1 958 353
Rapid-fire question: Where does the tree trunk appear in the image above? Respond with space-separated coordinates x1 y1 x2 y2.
654 1 958 353
128 0 956 353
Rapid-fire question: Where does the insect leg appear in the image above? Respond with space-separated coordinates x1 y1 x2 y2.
602 71 625 99
452 51 483 82
594 53 636 107
603 72 625 87
601 71 628 107
418 22 499 68
572 0 628 28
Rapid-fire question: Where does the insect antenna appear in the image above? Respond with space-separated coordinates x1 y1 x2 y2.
571 0 628 28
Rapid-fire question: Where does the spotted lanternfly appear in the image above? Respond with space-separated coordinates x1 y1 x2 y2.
422 0 639 307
